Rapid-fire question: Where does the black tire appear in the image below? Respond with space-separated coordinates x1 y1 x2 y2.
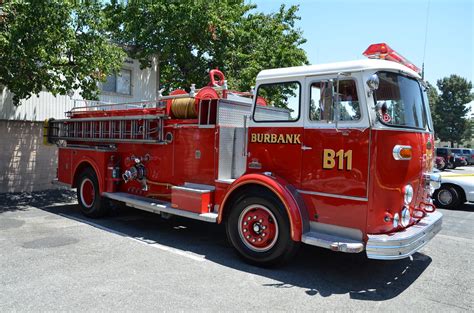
76 168 109 218
433 185 462 209
225 191 299 267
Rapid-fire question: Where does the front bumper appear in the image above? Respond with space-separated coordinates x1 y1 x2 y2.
366 210 443 260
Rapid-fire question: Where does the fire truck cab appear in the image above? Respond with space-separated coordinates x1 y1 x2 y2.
47 43 442 266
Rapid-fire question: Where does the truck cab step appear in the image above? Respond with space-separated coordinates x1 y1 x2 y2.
301 231 364 253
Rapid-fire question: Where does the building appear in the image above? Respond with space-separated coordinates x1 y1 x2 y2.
0 58 158 193
468 113 474 148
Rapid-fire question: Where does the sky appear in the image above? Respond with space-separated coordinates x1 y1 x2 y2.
249 0 474 112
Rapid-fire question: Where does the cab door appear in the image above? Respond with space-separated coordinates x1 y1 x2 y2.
300 75 370 200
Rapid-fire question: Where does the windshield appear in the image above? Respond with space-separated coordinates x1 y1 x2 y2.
374 72 428 129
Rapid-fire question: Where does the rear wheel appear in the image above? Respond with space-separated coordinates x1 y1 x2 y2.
77 168 109 218
433 185 462 209
226 191 299 267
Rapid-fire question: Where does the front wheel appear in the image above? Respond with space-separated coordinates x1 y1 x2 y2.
77 168 109 218
226 192 299 267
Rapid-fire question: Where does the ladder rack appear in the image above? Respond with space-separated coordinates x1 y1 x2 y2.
47 114 167 144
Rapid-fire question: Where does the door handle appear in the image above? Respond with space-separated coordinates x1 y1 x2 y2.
301 145 312 151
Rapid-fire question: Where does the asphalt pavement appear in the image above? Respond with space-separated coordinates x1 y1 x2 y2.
1 174 473 311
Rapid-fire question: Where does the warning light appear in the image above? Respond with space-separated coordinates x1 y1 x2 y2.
363 43 421 74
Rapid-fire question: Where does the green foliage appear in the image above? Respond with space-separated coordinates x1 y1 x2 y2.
435 75 473 147
217 4 308 92
0 0 125 105
105 0 308 92
425 81 441 133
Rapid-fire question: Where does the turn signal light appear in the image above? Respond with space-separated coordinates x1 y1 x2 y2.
400 148 412 159
393 145 412 160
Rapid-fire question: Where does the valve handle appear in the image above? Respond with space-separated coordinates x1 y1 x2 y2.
209 69 225 86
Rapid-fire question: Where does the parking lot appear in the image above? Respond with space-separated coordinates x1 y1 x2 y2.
1 172 473 311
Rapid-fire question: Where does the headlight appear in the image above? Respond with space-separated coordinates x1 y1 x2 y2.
403 184 414 205
393 213 400 228
400 207 411 227
429 173 441 190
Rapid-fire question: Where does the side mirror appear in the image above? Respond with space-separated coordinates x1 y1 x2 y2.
366 74 379 94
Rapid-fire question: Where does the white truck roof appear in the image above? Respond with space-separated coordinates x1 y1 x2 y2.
256 59 421 81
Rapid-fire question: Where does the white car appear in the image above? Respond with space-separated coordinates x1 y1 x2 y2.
433 172 474 209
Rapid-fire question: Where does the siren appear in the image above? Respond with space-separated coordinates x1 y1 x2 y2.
363 43 421 74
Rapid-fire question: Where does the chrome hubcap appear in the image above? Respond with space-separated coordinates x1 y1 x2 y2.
438 189 453 205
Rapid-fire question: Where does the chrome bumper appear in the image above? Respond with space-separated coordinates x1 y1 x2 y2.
366 210 443 260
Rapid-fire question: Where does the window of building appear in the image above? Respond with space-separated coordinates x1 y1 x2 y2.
310 79 360 122
102 69 132 95
253 81 300 122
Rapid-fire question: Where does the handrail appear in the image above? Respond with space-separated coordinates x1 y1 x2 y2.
69 93 195 113
68 82 229 115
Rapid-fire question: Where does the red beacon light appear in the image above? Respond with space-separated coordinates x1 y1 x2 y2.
363 43 421 74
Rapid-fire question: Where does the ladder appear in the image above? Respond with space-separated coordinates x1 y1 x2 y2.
47 114 167 144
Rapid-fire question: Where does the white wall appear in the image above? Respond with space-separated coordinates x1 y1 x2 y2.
0 121 58 193
0 58 157 121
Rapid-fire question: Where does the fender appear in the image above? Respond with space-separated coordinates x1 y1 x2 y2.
73 157 104 193
218 173 308 241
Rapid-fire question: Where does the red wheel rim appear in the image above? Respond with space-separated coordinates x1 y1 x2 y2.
238 205 279 252
80 178 95 208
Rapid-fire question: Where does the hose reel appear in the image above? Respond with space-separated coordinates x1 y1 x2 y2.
167 86 219 119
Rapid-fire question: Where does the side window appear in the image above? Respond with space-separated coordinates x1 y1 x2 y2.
254 82 300 122
310 81 334 121
101 69 132 95
310 79 360 122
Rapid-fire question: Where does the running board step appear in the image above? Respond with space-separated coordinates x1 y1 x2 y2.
301 231 365 253
102 192 218 223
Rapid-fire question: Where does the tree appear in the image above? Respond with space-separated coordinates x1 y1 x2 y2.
211 4 308 92
105 0 307 93
426 81 441 135
0 0 125 105
435 75 473 147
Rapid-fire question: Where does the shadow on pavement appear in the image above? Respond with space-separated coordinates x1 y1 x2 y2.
0 189 76 213
453 202 474 212
41 203 432 301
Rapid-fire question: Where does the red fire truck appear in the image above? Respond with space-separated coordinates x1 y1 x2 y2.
46 43 442 266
